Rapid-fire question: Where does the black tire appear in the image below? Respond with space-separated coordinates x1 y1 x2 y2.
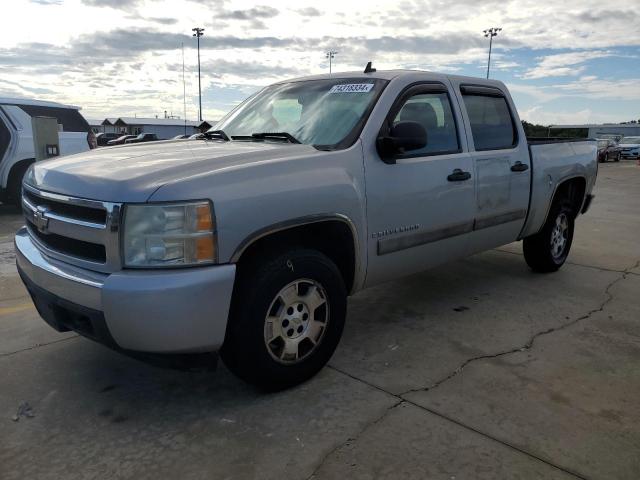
605 152 610 162
615 153 620 162
523 201 575 273
221 248 347 390
7 162 31 207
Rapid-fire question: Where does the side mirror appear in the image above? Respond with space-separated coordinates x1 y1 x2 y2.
376 121 428 164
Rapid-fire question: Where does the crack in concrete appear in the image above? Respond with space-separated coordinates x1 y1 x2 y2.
495 248 640 277
0 335 79 358
399 260 638 397
326 366 590 480
311 260 638 479
305 399 404 479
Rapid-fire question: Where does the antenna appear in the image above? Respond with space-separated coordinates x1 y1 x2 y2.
364 61 376 73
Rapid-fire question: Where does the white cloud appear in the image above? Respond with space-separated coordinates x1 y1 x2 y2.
522 50 613 79
1 0 639 121
555 77 640 101
509 75 640 103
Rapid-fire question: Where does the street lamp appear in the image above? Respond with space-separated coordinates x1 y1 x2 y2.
483 27 502 79
325 50 338 74
192 27 204 121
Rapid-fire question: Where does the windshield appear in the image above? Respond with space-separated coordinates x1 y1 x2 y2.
214 78 388 149
619 136 640 144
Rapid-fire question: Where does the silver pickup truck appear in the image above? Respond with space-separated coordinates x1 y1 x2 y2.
15 70 597 389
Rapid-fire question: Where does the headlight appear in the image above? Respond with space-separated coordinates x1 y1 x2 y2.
123 201 216 267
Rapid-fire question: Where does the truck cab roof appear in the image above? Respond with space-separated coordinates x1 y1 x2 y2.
275 69 507 90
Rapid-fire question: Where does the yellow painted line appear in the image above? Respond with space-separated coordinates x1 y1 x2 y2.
0 303 34 316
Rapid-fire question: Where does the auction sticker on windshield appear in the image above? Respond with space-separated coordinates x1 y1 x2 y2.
328 84 374 94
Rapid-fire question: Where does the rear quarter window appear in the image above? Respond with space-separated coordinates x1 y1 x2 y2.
17 105 90 133
462 94 517 151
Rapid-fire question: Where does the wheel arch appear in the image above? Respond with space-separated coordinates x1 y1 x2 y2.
534 176 587 232
5 157 34 201
230 214 362 295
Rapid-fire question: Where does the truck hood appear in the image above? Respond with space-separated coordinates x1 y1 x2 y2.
27 140 320 202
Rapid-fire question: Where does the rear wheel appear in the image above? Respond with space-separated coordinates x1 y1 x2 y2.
615 153 621 162
605 152 610 162
523 201 574 272
221 248 347 390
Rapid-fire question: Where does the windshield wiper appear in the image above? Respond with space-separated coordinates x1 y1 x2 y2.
204 130 230 141
249 132 301 144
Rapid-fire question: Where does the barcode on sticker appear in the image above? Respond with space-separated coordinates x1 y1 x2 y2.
328 84 374 94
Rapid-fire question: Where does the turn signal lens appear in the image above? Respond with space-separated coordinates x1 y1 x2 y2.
196 236 216 261
196 204 213 231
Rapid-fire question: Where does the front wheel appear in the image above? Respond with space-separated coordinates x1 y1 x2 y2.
221 248 347 390
523 202 575 272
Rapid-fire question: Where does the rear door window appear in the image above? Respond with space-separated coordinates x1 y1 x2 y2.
461 93 517 150
17 105 89 133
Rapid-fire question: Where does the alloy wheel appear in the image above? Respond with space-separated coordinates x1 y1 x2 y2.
263 279 329 364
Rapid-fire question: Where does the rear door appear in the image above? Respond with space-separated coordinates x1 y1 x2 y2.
363 82 476 286
450 82 531 252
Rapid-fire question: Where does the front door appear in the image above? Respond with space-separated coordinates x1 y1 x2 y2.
364 83 476 287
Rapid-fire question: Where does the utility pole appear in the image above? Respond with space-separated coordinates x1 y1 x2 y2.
192 27 204 121
325 50 338 74
483 27 502 79
182 42 187 135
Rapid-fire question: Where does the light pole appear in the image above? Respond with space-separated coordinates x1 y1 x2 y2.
483 27 501 79
192 27 204 121
325 50 338 74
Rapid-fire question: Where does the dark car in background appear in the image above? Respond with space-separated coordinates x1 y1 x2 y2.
597 138 622 163
125 133 160 144
107 134 136 146
95 132 121 146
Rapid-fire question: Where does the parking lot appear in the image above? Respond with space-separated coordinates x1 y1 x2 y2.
0 161 638 480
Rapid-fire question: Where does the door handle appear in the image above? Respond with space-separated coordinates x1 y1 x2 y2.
511 161 529 172
447 169 471 182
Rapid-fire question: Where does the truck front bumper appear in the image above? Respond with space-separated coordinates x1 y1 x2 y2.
15 227 236 359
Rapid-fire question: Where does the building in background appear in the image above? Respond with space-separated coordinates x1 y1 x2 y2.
101 118 120 134
88 117 217 138
112 117 203 138
87 119 103 134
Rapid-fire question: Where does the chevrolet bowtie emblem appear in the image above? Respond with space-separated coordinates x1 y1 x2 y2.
33 206 50 233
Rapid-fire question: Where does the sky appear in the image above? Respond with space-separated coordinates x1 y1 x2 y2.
1 0 638 125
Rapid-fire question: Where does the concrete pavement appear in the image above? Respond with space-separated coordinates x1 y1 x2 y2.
1 162 639 480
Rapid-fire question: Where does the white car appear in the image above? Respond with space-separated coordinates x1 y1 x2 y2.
0 97 95 205
618 136 640 160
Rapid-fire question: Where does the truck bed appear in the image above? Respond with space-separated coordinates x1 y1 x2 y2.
519 137 598 239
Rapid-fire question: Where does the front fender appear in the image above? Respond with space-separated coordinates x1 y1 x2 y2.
149 142 367 283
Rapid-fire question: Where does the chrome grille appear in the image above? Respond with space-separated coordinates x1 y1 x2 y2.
22 184 122 273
